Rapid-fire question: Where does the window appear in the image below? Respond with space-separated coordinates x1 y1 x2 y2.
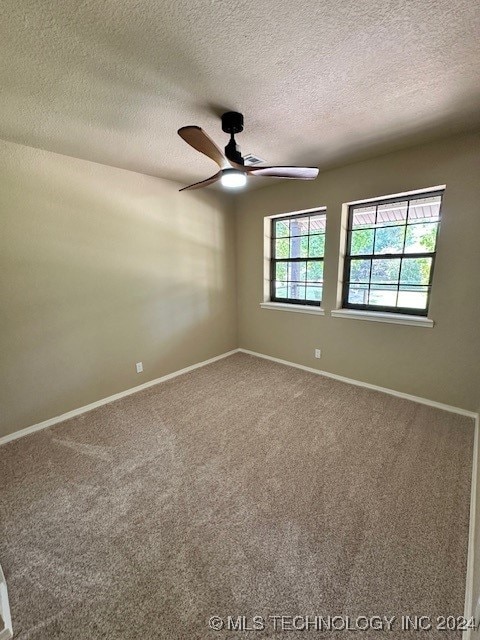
342 190 443 316
270 210 326 306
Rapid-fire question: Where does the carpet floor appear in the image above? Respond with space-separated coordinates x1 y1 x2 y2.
0 353 475 639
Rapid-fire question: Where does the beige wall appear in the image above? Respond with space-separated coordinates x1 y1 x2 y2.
235 131 480 411
0 140 237 438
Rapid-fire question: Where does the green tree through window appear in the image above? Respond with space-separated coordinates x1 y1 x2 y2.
343 191 443 315
271 211 326 306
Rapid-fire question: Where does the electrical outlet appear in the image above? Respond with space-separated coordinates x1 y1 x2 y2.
136 362 143 374
314 349 321 359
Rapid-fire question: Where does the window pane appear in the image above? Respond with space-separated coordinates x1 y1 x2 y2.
289 236 309 258
289 217 309 236
287 261 306 281
275 219 289 237
306 261 323 282
350 259 371 283
275 262 287 280
397 287 428 309
310 215 326 232
376 201 408 227
288 282 306 299
348 283 368 304
308 234 325 257
352 206 376 229
274 282 288 298
374 226 405 254
344 192 442 315
370 258 401 284
405 222 438 253
275 237 309 259
400 257 432 285
368 285 398 307
306 285 322 302
408 196 441 223
271 212 325 306
271 211 326 304
275 238 290 259
350 229 374 255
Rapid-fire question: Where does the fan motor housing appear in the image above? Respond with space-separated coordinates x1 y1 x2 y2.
221 111 244 134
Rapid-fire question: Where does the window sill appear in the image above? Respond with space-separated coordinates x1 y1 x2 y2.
260 302 325 316
331 309 434 328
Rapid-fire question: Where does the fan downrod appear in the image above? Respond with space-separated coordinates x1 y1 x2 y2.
222 112 244 165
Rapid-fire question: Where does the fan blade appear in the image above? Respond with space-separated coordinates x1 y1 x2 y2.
179 171 222 191
247 166 319 180
178 126 229 169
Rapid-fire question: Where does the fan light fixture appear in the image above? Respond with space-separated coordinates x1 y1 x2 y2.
220 169 247 189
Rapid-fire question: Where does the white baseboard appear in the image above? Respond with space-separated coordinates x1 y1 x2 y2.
464 414 479 640
238 348 478 418
0 349 240 447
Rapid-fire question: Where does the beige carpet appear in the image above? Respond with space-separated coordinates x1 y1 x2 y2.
0 353 474 639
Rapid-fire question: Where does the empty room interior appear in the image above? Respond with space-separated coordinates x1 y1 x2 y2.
1 1 480 638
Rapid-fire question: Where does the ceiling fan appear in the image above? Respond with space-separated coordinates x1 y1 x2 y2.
177 111 319 191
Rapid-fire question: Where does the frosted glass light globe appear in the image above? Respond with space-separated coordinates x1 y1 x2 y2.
221 169 247 188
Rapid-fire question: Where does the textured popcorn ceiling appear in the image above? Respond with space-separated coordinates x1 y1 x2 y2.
1 0 480 186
